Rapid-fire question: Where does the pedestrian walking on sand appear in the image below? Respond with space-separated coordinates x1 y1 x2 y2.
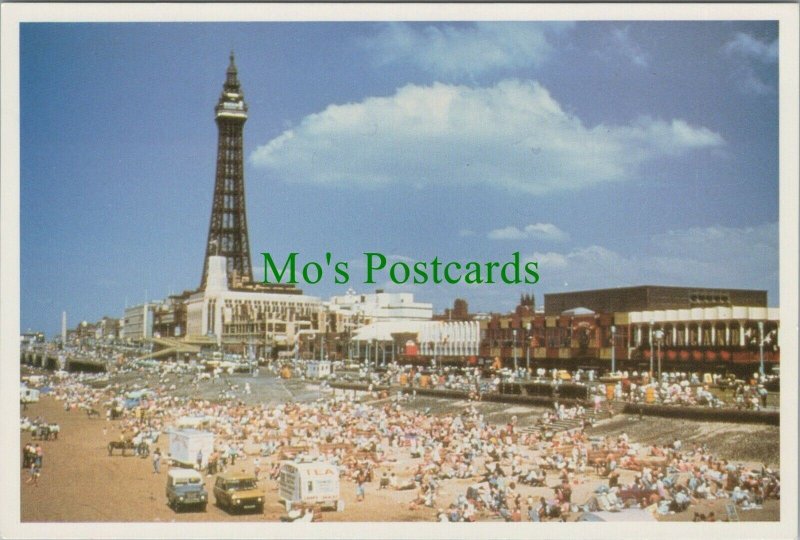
152 447 161 474
22 444 29 469
356 470 366 502
26 463 40 486
759 385 768 408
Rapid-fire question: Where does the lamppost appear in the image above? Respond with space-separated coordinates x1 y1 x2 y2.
525 322 531 376
649 321 654 378
610 325 616 374
512 329 518 372
347 324 352 363
758 321 765 378
322 316 329 360
654 329 665 380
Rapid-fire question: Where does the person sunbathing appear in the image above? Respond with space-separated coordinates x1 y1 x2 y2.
520 469 545 487
396 478 417 491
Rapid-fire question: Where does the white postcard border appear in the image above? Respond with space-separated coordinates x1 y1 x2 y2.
1 3 797 539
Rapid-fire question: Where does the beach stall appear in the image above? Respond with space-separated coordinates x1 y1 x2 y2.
305 360 332 380
20 384 40 403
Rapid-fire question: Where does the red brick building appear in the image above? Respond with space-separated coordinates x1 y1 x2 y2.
482 286 779 373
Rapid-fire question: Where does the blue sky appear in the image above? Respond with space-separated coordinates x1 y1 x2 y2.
20 21 779 336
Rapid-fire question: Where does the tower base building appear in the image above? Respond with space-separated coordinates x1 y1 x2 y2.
186 256 323 356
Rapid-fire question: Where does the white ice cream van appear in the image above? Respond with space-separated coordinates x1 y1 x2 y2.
167 429 214 469
278 461 343 511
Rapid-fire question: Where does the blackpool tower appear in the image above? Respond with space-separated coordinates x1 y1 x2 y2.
200 52 253 290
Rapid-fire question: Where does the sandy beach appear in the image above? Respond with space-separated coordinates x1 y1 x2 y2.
20 388 779 523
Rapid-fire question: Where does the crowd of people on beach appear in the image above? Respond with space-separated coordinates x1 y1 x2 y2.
21 362 780 521
601 373 771 410
431 427 781 522
327 361 774 412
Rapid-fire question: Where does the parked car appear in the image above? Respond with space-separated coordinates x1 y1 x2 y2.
166 469 208 512
213 472 264 513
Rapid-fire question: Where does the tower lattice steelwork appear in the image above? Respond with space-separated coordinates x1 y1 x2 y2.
201 53 253 289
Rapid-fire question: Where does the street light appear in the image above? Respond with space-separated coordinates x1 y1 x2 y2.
654 329 665 380
758 321 765 378
347 325 352 363
649 321 654 379
525 322 532 376
512 329 518 372
610 325 616 374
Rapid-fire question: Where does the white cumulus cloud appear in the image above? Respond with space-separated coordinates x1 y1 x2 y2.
528 222 777 296
724 32 778 63
363 22 571 78
251 80 724 195
488 223 569 242
723 32 778 96
528 251 569 270
740 71 773 95
652 222 778 266
611 26 649 68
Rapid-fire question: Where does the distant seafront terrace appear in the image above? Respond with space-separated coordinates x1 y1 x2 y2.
40 277 780 376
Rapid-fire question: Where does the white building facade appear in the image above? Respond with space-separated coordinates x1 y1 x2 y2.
122 303 154 341
328 290 433 322
417 321 481 357
351 320 481 359
185 256 323 352
626 305 780 348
